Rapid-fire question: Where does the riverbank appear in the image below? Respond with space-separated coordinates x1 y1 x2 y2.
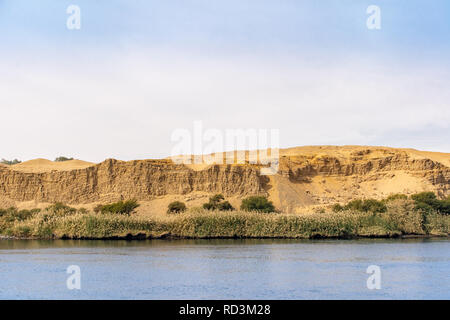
1 204 448 240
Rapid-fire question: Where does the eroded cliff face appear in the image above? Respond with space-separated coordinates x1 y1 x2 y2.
0 159 266 204
279 149 450 192
0 146 449 211
269 148 450 212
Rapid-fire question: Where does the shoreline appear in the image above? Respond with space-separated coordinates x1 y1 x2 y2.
1 233 449 241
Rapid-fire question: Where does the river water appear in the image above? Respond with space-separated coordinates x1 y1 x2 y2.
0 238 448 299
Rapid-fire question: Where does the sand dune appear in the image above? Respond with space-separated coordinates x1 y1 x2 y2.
10 158 95 173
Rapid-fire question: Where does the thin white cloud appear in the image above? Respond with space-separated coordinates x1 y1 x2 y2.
0 49 449 162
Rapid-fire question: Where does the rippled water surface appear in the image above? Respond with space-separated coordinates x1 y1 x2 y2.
0 238 448 299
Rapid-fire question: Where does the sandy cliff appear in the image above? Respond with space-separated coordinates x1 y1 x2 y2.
0 146 449 213
0 159 265 206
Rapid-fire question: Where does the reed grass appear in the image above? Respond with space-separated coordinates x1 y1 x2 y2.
1 200 448 239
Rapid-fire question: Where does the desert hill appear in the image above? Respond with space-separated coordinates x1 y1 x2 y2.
0 146 449 214
11 159 94 173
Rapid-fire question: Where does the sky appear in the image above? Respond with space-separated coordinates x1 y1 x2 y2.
0 0 449 162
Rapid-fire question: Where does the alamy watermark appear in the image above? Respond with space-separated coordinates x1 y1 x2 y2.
66 265 81 290
366 265 381 290
170 121 280 175
66 5 81 30
366 5 381 30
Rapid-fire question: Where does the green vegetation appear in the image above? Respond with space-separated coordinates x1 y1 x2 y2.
167 201 187 214
385 194 408 202
202 194 234 211
94 199 140 215
0 193 449 240
411 192 450 215
240 196 275 213
1 205 448 239
54 156 74 162
1 158 21 165
334 192 450 215
0 207 41 222
46 202 77 215
332 199 387 213
217 201 234 211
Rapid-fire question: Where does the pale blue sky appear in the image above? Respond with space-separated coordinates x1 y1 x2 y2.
0 1 449 161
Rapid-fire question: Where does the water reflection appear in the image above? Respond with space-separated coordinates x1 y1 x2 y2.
0 237 442 250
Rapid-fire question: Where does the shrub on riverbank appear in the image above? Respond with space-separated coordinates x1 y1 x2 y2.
240 196 275 213
202 194 234 211
333 193 450 215
46 203 77 215
94 199 140 215
411 192 450 215
167 201 187 214
332 199 387 213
